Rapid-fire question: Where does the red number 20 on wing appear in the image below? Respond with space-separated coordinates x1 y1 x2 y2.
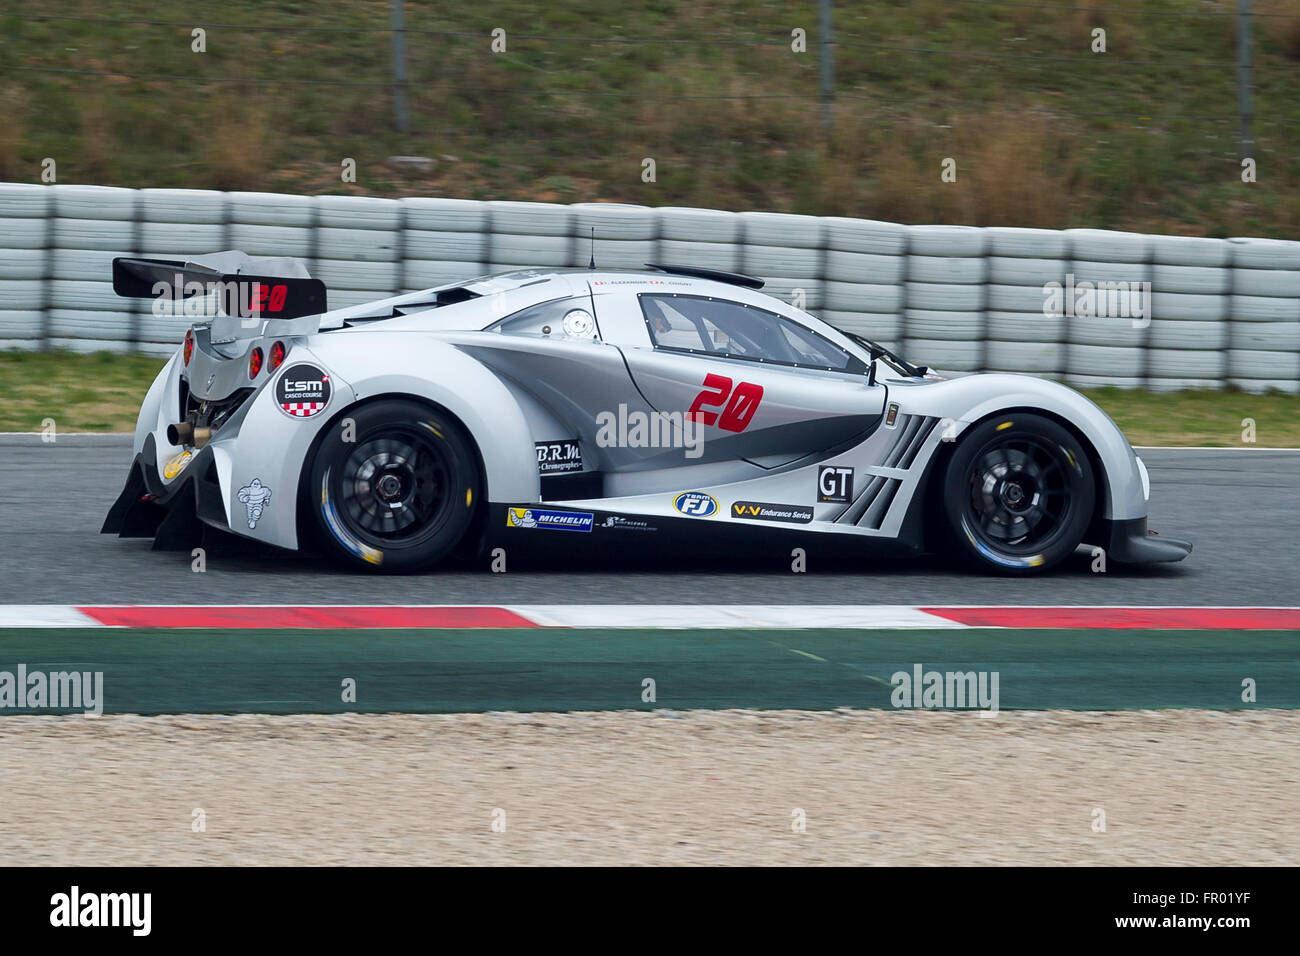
687 373 764 433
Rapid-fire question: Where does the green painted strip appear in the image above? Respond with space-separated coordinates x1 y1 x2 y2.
0 628 1295 715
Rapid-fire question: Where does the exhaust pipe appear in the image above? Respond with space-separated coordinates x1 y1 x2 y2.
166 423 213 448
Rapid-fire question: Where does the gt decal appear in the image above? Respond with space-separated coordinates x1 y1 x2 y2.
817 465 854 503
687 373 764 433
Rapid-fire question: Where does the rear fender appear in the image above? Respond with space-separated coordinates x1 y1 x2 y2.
306 333 539 504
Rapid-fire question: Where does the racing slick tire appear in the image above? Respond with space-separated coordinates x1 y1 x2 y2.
305 399 482 572
940 412 1095 574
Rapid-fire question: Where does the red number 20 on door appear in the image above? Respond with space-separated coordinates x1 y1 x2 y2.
687 373 764 433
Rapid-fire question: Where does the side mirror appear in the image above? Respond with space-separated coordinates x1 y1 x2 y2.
866 344 884 387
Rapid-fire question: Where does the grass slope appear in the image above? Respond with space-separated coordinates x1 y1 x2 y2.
3 1 1300 236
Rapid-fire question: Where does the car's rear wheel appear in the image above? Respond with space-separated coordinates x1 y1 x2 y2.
940 412 1095 574
306 399 481 571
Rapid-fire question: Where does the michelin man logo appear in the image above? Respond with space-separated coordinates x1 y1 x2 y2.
511 509 538 528
237 478 272 529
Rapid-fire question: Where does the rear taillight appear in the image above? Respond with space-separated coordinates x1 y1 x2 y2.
248 347 263 378
183 329 194 366
268 340 286 372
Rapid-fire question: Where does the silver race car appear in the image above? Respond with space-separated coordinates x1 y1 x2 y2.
103 252 1191 574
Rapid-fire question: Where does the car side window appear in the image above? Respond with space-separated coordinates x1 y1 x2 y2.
639 293 859 371
489 296 599 339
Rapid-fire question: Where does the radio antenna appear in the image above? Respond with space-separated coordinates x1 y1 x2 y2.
588 228 596 269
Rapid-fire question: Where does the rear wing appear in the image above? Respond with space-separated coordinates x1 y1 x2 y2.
112 252 327 320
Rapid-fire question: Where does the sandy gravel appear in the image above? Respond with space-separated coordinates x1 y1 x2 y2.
1 709 1295 866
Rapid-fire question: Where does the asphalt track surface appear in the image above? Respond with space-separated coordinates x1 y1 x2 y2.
0 435 1296 606
2 627 1296 713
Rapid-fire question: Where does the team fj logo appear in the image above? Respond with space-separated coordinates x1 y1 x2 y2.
276 363 332 418
672 491 718 517
237 478 272 529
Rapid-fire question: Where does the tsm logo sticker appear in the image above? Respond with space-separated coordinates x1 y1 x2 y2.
275 363 332 419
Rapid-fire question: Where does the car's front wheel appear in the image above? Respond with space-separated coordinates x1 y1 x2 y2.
305 399 481 572
940 412 1095 574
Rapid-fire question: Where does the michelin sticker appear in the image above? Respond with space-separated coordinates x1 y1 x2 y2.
237 478 272 529
506 508 594 532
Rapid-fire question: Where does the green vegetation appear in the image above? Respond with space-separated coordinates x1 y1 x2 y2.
0 350 166 432
1 351 1295 445
3 1 1300 236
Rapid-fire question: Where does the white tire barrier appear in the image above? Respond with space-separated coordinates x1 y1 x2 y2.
1066 343 1143 378
985 227 1068 260
227 192 315 227
655 239 739 272
740 211 823 248
228 223 314 258
1148 319 1228 350
906 255 986 284
823 218 907 255
1229 237 1300 270
986 311 1066 343
818 311 902 345
2 219 50 249
1067 228 1148 263
1151 264 1231 295
486 201 572 237
824 250 905 284
402 197 487 232
907 224 985 258
904 281 983 312
824 281 904 313
985 339 1063 374
657 207 740 244
315 196 401 231
740 244 821 278
1151 235 1231 267
988 257 1065 286
904 309 984 341
905 338 981 371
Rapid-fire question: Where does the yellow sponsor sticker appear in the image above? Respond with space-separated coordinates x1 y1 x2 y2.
163 450 193 479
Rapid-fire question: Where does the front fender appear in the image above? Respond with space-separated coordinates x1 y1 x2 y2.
890 372 1146 521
